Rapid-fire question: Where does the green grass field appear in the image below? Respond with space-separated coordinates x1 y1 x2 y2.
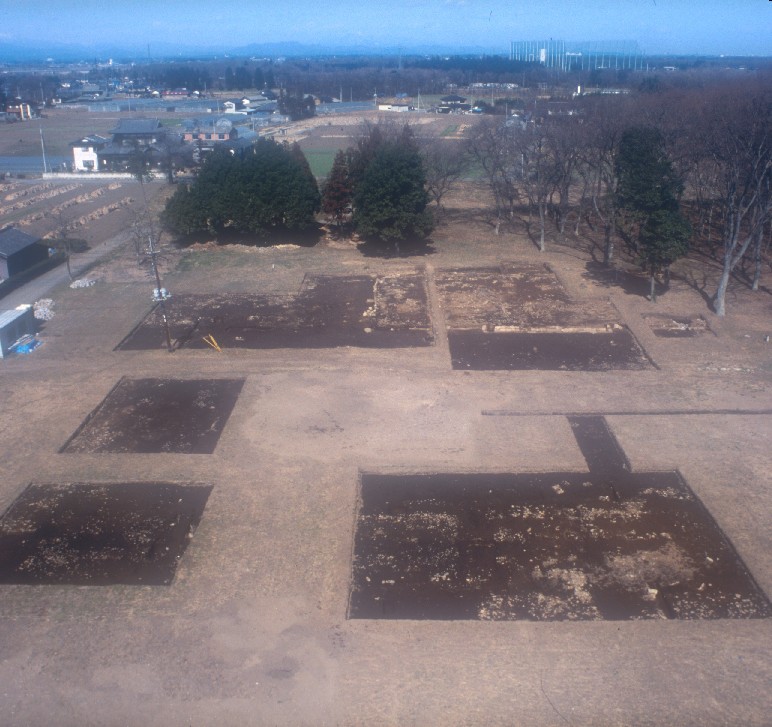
302 149 338 179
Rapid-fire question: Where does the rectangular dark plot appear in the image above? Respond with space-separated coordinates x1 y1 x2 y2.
61 377 245 454
117 277 433 351
349 472 771 621
213 327 432 349
116 295 201 351
643 315 711 338
0 482 212 585
448 329 652 371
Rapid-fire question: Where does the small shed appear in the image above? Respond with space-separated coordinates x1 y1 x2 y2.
0 228 49 280
0 306 36 358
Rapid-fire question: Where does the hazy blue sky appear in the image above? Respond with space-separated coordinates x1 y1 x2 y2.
0 0 769 55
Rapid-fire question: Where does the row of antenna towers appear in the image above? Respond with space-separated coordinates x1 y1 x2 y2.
510 40 646 72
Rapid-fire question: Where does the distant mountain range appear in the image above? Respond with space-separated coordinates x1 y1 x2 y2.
0 39 505 64
2 38 766 65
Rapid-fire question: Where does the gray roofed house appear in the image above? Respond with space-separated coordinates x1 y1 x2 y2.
71 118 167 173
0 228 49 280
109 118 164 144
99 118 186 173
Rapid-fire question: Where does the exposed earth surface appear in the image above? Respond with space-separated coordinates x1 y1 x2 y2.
0 168 770 726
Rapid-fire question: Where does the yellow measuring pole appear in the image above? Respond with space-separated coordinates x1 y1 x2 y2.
202 334 222 352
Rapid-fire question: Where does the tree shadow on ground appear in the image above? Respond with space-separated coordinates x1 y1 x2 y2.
675 245 772 312
357 236 437 258
582 261 668 301
172 224 324 249
676 266 718 311
437 205 492 229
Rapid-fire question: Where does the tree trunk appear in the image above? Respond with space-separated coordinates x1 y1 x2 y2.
558 205 567 240
538 202 546 252
713 262 730 316
649 270 657 302
706 203 714 245
714 219 756 316
751 225 763 291
603 221 614 266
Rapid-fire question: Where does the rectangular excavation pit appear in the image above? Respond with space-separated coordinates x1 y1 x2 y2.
116 274 433 351
643 314 712 338
435 265 653 371
0 482 212 585
61 377 245 454
434 264 573 330
349 472 771 621
448 328 653 371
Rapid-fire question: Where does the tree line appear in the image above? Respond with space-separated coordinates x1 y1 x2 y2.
162 139 320 238
162 124 433 247
466 78 771 316
321 123 433 245
161 76 769 316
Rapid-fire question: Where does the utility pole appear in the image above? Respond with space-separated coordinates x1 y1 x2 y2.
39 127 48 174
147 230 173 352
132 154 173 353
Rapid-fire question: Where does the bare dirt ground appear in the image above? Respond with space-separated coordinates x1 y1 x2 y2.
0 171 770 727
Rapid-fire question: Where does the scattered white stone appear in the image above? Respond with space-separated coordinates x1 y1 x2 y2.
69 278 97 289
33 299 54 320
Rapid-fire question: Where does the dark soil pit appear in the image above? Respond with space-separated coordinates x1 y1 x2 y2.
116 274 433 350
643 314 712 338
349 416 771 620
448 328 653 371
0 482 212 585
61 377 245 454
435 264 652 370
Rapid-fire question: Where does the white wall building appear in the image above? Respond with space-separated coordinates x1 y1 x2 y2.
70 135 108 172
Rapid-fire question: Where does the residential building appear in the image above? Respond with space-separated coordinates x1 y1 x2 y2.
0 228 49 281
70 135 109 171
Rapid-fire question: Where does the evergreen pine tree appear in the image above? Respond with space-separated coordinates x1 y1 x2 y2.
615 127 691 300
352 141 433 245
162 140 319 240
321 150 353 228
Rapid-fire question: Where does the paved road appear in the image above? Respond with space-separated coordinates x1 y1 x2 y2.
0 230 131 309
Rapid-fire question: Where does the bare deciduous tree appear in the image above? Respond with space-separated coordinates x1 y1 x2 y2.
46 209 78 281
581 96 632 265
704 87 772 315
418 136 470 213
544 120 582 241
466 118 521 235
517 123 554 252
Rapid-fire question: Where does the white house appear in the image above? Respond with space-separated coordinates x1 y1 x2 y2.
70 135 109 171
